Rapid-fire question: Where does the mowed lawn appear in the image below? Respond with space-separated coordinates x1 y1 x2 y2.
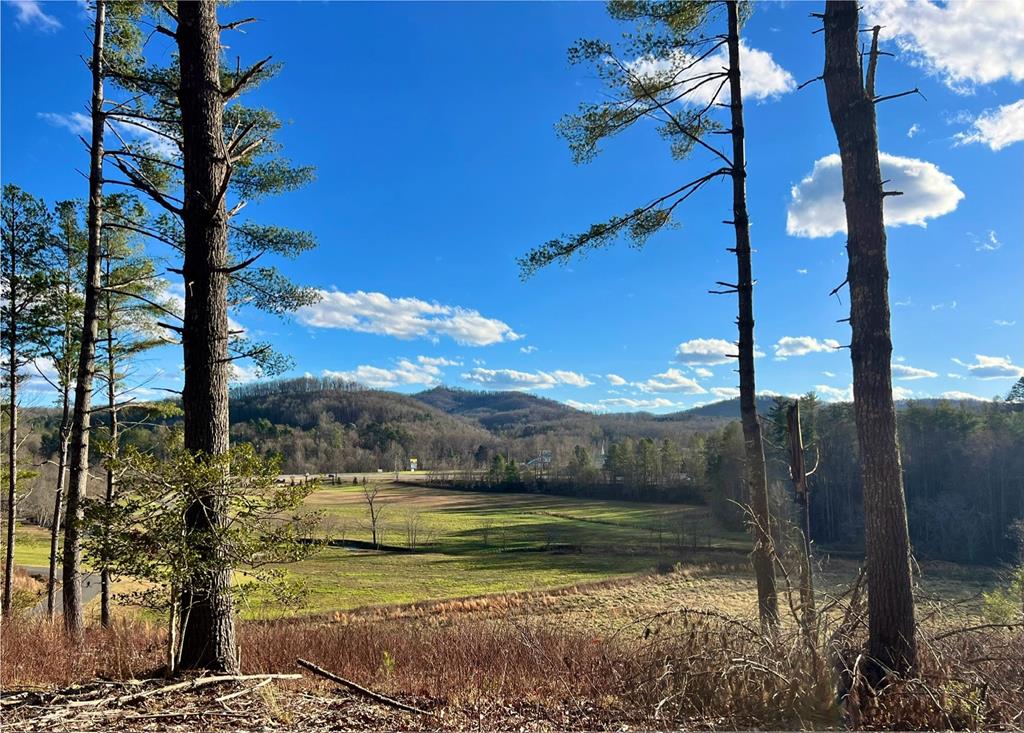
12 523 52 568
261 482 752 616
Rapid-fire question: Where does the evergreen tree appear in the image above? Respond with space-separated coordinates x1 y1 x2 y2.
95 193 169 626
1 184 54 617
822 0 917 677
31 200 87 618
518 0 778 627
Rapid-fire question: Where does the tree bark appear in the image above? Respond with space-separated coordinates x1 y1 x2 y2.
63 0 107 637
101 270 116 627
822 0 917 677
726 0 777 630
3 301 17 617
175 0 238 673
46 388 71 619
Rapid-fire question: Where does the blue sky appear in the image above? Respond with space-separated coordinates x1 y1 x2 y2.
3 0 1021 412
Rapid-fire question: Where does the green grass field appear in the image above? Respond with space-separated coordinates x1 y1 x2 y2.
11 523 52 568
251 482 751 616
12 482 1004 622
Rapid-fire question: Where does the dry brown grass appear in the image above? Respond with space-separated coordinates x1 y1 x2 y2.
3 568 1021 730
1 618 165 687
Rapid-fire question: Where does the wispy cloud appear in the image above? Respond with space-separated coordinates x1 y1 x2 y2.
675 338 763 366
970 230 1002 252
37 111 89 135
460 368 590 391
954 99 1024 151
892 363 938 380
566 397 687 413
940 390 988 401
8 0 61 31
952 354 1024 379
323 355 456 389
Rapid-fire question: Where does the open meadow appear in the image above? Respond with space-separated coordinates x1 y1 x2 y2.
15 480 1003 624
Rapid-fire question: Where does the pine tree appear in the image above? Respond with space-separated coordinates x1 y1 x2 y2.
518 0 778 627
1 184 54 617
95 193 169 626
31 200 87 619
822 0 917 677
92 2 319 670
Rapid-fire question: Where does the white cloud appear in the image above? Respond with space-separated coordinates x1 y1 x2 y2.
9 0 60 31
995 320 1016 327
940 390 988 401
675 337 763 365
822 371 837 378
971 230 1002 252
796 268 808 275
787 153 964 238
606 373 627 386
710 386 740 399
694 367 713 378
39 110 180 158
814 383 915 402
774 336 840 358
892 385 916 401
815 384 853 402
952 354 1024 379
628 40 795 107
324 355 455 389
519 345 538 354
460 367 590 391
549 370 592 388
892 364 937 380
418 356 461 367
634 368 706 395
864 0 1024 91
230 363 261 384
566 396 686 413
954 99 1024 151
298 290 521 346
907 123 920 138
37 111 89 135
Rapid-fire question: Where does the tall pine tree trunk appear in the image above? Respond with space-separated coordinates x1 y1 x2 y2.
46 389 71 619
175 0 238 673
63 0 106 636
726 0 777 630
2 314 16 617
823 0 917 677
101 278 116 627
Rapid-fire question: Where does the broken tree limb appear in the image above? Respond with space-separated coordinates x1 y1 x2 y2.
58 674 301 708
296 658 433 716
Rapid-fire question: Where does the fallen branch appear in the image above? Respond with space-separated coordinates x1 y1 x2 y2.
296 658 433 716
59 673 301 708
215 676 275 703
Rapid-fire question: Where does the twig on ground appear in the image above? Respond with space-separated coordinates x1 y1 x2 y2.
297 657 433 716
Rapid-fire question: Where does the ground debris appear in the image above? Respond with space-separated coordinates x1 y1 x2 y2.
1 679 633 732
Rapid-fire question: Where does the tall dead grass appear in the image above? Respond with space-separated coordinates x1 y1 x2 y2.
2 609 1020 729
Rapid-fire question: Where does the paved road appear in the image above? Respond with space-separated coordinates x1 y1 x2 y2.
21 565 102 616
